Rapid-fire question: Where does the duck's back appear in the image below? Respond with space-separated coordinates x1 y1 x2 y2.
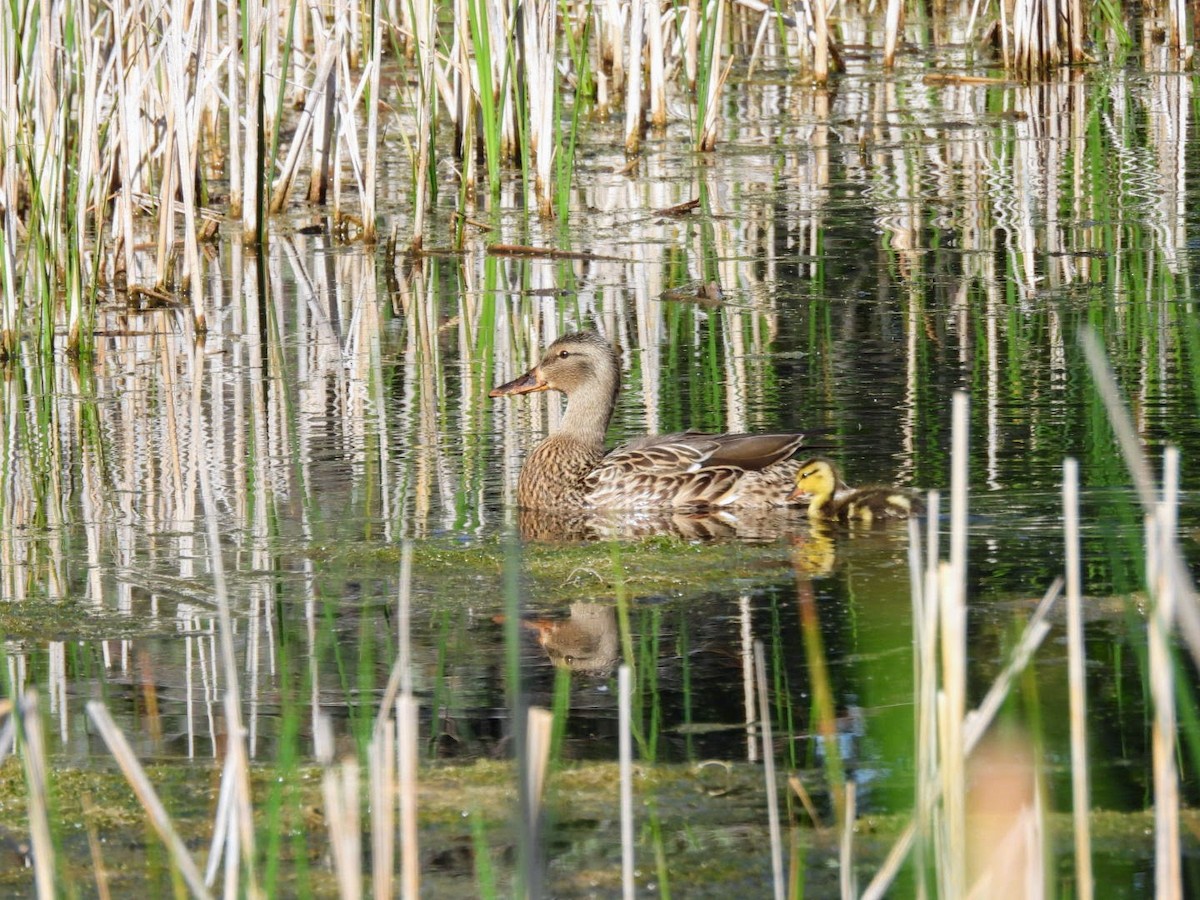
583 432 804 509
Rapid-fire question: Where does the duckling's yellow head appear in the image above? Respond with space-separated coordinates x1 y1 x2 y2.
788 457 839 502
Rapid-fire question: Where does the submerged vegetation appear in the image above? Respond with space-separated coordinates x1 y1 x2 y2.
0 0 1199 896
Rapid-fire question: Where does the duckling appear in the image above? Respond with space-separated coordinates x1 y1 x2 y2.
788 457 924 524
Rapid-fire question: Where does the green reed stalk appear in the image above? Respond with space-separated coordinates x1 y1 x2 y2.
648 801 671 899
550 667 571 760
467 0 503 197
471 809 498 899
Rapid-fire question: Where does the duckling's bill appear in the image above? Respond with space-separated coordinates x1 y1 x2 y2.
490 368 549 397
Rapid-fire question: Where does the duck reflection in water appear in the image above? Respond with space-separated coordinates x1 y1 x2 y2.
520 602 620 676
516 505 808 543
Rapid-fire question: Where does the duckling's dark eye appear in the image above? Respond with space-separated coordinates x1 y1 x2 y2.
558 350 570 359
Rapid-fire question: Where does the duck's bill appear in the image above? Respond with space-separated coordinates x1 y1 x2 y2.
787 488 810 503
489 368 548 397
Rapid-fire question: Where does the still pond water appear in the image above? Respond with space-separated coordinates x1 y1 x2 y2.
4 49 1200 896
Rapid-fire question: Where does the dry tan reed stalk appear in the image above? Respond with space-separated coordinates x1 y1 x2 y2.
371 727 396 899
306 18 336 204
602 0 625 96
1150 449 1182 898
397 694 420 898
271 44 339 214
624 0 644 155
812 0 829 82
1063 457 1093 899
527 706 554 816
646 0 667 127
203 744 238 887
18 692 55 900
166 27 206 331
86 701 212 899
787 774 823 830
363 3 382 241
753 641 785 900
883 0 902 67
697 0 727 152
225 0 243 217
685 0 700 87
410 0 435 250
241 0 264 241
322 757 363 900
524 0 558 215
619 665 635 900
840 781 857 899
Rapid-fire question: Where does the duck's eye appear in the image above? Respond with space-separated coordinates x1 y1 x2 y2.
558 350 570 359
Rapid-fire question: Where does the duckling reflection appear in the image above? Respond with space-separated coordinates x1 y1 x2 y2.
523 602 619 676
790 523 838 577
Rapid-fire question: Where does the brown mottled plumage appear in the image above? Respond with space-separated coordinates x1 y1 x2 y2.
489 331 808 510
787 457 925 524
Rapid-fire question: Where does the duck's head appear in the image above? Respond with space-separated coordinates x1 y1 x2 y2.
787 457 841 502
489 331 620 399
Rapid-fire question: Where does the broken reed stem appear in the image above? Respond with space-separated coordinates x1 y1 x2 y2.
883 0 902 67
753 641 785 900
375 541 415 739
398 694 420 899
526 706 554 822
619 665 635 900
19 692 55 900
322 757 362 900
370 728 396 900
85 701 212 900
1063 457 1093 900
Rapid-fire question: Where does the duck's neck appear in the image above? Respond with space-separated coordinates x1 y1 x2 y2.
558 368 619 447
806 484 835 519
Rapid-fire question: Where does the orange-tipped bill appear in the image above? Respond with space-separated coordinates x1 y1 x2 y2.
489 367 548 397
787 486 810 503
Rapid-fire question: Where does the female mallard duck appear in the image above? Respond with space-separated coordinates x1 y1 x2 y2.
788 457 924 524
490 331 809 509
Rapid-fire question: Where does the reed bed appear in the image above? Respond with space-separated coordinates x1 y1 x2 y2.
2 0 1188 352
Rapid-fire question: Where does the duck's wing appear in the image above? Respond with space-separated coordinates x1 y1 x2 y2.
583 432 805 508
605 432 804 470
